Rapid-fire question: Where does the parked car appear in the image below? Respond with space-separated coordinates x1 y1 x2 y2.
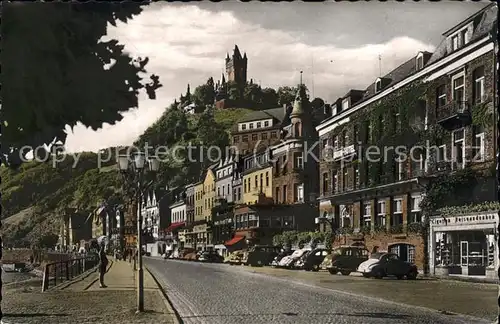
243 245 281 266
298 248 329 271
224 250 245 265
271 250 294 267
357 252 418 279
278 248 311 269
183 252 198 261
323 246 369 275
198 251 224 263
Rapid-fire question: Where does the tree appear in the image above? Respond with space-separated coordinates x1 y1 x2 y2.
193 79 216 107
227 81 242 101
34 233 59 249
261 88 279 108
311 98 325 111
243 83 262 107
277 85 309 106
2 2 161 167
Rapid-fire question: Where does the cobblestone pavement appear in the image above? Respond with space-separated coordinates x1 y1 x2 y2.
146 258 492 324
2 259 176 324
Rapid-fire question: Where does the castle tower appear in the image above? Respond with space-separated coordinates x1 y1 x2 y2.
290 83 313 139
225 45 247 86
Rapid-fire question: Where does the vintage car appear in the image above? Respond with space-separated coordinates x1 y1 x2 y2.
243 245 281 267
357 252 418 279
297 248 329 271
271 250 294 267
322 246 369 275
198 251 224 263
277 248 311 269
224 250 246 265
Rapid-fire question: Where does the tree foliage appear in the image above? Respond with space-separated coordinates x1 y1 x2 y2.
2 2 161 167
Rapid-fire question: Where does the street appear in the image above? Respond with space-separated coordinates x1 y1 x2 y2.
146 258 492 324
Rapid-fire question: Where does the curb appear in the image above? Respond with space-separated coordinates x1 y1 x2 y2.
83 260 114 290
145 266 183 324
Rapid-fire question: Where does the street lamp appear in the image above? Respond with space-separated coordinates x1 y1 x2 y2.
117 151 160 313
416 176 433 277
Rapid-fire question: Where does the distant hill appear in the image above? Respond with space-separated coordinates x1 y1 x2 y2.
0 107 250 246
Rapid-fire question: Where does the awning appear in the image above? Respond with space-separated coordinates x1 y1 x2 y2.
224 236 245 246
165 222 185 233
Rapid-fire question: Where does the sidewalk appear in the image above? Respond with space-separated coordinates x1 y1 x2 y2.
2 258 177 324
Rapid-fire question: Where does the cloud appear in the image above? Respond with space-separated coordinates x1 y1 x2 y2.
64 3 434 153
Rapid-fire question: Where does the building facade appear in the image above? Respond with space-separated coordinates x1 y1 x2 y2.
315 3 497 274
231 107 287 155
242 151 274 205
215 155 237 203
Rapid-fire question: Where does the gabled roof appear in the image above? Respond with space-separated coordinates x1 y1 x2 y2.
236 107 286 124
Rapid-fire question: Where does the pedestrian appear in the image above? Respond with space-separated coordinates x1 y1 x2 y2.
98 242 108 288
123 248 128 261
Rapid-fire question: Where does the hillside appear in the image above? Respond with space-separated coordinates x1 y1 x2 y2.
0 107 250 247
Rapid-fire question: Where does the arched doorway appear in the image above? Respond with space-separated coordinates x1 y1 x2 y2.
388 243 416 264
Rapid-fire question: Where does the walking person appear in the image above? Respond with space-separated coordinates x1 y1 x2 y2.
98 242 108 288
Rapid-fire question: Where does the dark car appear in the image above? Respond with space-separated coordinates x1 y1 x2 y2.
198 251 224 263
298 248 329 271
244 245 281 266
322 246 369 275
357 252 418 279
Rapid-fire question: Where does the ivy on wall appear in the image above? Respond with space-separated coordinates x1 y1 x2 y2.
436 201 500 217
471 102 493 127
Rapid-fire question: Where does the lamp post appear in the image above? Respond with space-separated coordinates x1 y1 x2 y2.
416 176 433 277
117 152 160 313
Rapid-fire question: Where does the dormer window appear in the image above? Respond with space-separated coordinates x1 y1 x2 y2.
241 124 246 130
342 99 349 111
375 78 382 92
416 53 424 70
461 29 469 45
452 35 459 51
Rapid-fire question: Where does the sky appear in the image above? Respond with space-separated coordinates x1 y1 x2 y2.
64 1 487 153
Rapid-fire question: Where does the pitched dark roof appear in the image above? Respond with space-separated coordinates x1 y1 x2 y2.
236 107 286 123
427 4 496 65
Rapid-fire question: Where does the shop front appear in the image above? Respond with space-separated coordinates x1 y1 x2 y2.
429 212 498 279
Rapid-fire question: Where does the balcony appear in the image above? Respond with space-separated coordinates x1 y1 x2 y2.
333 144 356 160
436 101 471 130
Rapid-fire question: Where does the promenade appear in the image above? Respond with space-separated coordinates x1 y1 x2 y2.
2 258 177 324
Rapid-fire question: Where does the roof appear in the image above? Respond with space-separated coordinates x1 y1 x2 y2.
320 54 418 126
427 4 496 65
442 3 495 36
236 107 286 124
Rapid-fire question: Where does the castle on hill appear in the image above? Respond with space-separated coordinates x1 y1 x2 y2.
214 45 248 109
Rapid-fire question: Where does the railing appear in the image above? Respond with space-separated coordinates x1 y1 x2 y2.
436 100 469 122
42 256 99 292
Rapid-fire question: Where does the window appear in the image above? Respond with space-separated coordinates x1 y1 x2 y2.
283 185 287 202
354 166 360 189
260 173 263 189
342 99 349 111
261 132 268 140
242 135 248 142
333 173 338 193
353 125 359 143
376 79 382 92
342 168 348 191
452 128 465 169
256 122 261 128
334 136 340 150
252 134 258 141
249 123 254 129
264 121 269 127
342 129 349 146
275 187 280 203
265 172 269 186
436 85 447 108
473 125 485 162
294 153 304 169
395 157 405 181
452 74 465 103
438 144 447 162
271 131 277 139
233 136 239 144
416 55 424 70
452 35 459 51
409 195 422 223
473 66 485 104
248 213 258 228
217 187 220 197
241 124 247 130
254 175 258 188
392 198 403 225
394 111 401 132
363 203 371 227
322 172 329 194
295 184 304 202
377 201 386 226
461 29 468 45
